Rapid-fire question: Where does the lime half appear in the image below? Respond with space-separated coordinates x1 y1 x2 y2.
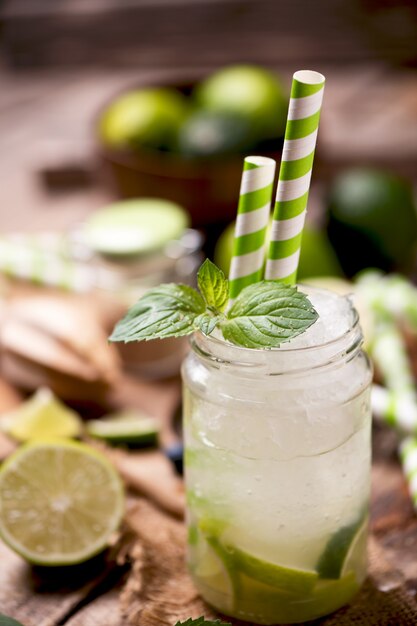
317 515 368 579
0 388 82 442
86 412 159 446
0 440 124 565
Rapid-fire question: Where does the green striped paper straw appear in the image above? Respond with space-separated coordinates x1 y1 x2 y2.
229 156 276 299
371 323 416 398
0 235 113 293
399 437 417 510
265 70 325 283
372 384 417 434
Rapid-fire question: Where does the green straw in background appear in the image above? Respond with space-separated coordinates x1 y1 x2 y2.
372 384 417 435
228 156 276 300
400 437 417 511
265 70 325 283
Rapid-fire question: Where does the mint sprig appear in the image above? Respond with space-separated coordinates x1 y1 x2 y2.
110 259 318 348
0 615 25 626
174 618 231 626
109 283 205 342
222 282 318 348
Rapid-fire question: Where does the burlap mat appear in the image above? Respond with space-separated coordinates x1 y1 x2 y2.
121 499 417 626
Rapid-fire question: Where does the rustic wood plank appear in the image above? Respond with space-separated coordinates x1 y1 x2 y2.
0 540 93 626
64 589 123 626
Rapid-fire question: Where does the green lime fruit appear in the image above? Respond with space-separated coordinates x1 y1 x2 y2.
86 411 159 446
195 65 287 141
214 221 342 280
297 226 343 280
317 515 368 579
327 169 417 275
0 388 82 442
177 110 253 158
0 440 124 565
0 439 124 566
84 198 189 257
99 88 188 151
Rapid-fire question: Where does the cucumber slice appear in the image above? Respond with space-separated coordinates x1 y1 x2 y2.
86 412 159 446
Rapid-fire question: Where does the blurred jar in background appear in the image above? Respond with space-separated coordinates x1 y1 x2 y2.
72 198 203 378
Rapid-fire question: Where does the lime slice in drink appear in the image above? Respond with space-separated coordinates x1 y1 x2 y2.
341 517 368 579
228 545 318 595
233 572 359 624
190 526 235 614
0 388 82 442
317 515 368 579
86 412 159 446
0 440 124 565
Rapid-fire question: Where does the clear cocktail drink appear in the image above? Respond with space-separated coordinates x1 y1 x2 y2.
182 287 372 624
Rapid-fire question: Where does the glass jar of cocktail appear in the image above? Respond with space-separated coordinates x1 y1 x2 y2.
182 286 372 624
108 68 370 624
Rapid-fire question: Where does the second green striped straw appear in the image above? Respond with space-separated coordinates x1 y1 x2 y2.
229 156 276 300
265 70 325 283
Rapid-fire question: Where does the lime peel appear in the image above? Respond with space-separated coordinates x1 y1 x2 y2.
317 514 368 579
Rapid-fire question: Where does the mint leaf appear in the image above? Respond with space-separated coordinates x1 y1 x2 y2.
197 259 229 313
109 284 205 342
221 282 318 348
194 313 220 336
0 615 25 626
174 618 231 626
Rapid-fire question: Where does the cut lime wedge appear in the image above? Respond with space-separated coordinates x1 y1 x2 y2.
86 412 159 446
0 440 124 565
227 545 318 595
0 388 82 442
317 514 368 579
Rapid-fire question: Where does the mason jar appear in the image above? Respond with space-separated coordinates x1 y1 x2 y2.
182 287 372 624
72 199 203 378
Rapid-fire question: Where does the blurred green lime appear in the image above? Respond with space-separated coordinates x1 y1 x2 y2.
177 111 253 158
84 198 189 257
297 226 343 280
214 221 235 275
99 88 189 151
214 221 342 280
327 169 417 275
195 65 287 141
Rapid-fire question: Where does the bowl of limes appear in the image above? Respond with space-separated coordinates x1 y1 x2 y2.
96 65 288 228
